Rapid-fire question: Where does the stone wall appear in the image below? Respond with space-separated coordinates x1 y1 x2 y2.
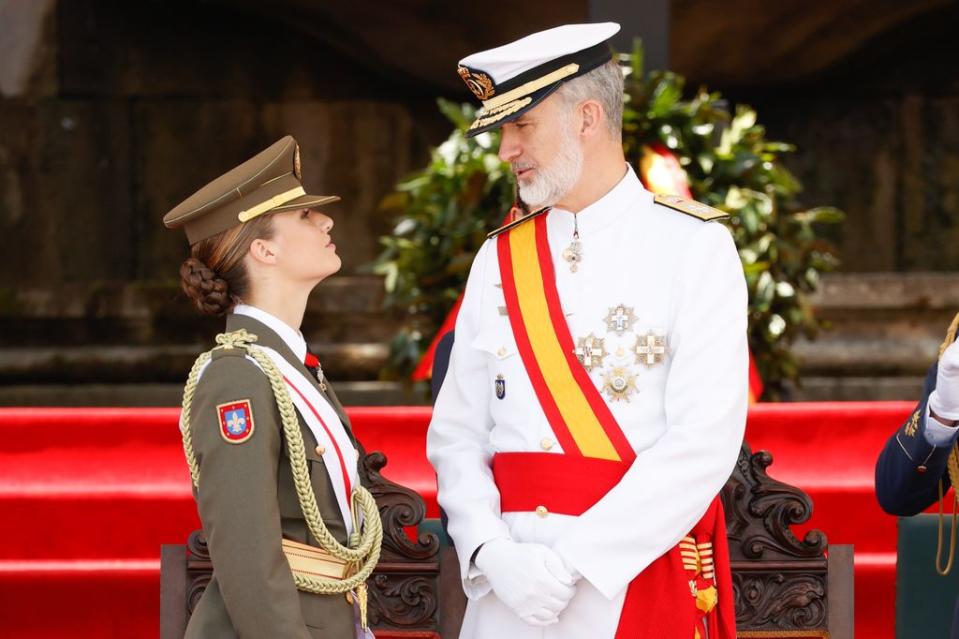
3 0 959 403
730 2 959 272
0 0 448 291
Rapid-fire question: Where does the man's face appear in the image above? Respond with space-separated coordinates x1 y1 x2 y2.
497 93 584 209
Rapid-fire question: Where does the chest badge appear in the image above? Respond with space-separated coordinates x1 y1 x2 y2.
605 305 638 336
574 333 607 372
635 330 668 367
495 374 506 400
602 367 638 402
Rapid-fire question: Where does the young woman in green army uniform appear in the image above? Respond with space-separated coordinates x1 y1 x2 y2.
163 136 382 638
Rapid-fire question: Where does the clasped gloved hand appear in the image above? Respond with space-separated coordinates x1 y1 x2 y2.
474 538 577 626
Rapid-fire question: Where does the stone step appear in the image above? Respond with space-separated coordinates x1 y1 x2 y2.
1 275 393 346
2 272 957 402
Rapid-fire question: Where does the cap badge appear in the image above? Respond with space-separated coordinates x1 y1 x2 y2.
457 66 496 101
293 144 302 180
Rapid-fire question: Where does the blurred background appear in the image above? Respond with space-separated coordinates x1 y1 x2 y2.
2 0 959 407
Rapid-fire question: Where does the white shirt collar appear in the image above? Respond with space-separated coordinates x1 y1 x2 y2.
233 304 308 363
550 163 648 237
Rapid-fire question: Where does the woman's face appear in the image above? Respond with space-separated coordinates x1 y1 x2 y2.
268 208 342 283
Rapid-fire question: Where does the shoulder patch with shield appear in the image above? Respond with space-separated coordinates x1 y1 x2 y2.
217 399 255 444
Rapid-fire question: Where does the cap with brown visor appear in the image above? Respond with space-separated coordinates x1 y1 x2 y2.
162 135 339 244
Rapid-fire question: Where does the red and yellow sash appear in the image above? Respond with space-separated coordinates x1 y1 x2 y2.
494 211 736 639
497 212 634 463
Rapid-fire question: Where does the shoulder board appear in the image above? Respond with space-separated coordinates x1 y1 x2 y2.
211 347 250 361
653 194 728 222
487 207 550 239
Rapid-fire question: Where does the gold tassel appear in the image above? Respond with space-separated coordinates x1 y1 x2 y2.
357 582 369 630
695 584 718 613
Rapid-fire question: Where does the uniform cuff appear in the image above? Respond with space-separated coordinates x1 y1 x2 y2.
924 404 959 448
552 537 625 600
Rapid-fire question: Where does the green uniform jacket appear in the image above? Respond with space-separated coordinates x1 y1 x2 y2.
185 313 363 638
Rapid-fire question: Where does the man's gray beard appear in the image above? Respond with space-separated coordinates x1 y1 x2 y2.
517 122 584 209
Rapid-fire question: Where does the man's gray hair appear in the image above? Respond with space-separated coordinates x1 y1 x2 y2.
557 59 624 141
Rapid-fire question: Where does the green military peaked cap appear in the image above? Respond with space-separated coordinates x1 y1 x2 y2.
163 135 339 244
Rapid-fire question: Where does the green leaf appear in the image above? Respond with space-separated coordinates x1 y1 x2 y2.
794 207 845 224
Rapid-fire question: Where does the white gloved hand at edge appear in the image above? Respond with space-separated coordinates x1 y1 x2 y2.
930 340 959 422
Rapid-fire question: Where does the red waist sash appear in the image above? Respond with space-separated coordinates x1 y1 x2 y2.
493 452 736 639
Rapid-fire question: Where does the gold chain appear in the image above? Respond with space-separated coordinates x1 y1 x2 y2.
178 329 382 595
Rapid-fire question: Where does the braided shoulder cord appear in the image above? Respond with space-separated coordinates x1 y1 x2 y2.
936 312 959 575
179 330 382 593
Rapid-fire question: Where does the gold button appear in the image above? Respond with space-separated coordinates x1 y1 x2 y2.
540 438 554 451
315 445 326 456
497 347 508 358
535 505 549 518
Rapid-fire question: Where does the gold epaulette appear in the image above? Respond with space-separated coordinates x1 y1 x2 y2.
487 207 550 239
940 311 959 359
653 194 728 222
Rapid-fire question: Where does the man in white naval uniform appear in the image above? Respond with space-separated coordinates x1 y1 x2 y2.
427 23 748 639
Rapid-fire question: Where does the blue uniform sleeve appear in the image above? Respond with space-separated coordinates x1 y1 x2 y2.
876 361 955 516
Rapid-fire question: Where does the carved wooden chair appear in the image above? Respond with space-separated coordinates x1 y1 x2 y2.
160 443 853 638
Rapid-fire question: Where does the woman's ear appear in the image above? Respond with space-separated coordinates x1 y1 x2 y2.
248 237 277 265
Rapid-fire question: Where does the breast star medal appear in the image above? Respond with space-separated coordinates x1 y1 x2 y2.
602 367 638 402
604 304 638 336
634 330 668 367
574 333 607 372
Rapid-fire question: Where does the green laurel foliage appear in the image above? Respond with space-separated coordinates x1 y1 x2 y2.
373 42 843 398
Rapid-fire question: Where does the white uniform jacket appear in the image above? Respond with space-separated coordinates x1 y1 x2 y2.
426 166 749 639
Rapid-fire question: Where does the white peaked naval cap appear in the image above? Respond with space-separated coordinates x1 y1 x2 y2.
456 22 621 136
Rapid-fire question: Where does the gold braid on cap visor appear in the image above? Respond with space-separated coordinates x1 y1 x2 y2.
470 97 533 130
480 63 580 110
237 186 306 222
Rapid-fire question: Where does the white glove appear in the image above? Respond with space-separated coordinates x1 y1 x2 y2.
930 340 959 421
474 538 577 626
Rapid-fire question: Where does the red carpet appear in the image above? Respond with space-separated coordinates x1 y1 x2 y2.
0 403 915 637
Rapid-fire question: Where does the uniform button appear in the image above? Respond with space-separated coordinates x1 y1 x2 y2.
315 445 326 456
535 505 549 518
540 438 554 451
497 347 508 358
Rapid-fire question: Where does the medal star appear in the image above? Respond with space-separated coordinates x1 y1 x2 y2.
574 333 607 372
604 305 638 336
602 367 638 402
635 330 668 367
